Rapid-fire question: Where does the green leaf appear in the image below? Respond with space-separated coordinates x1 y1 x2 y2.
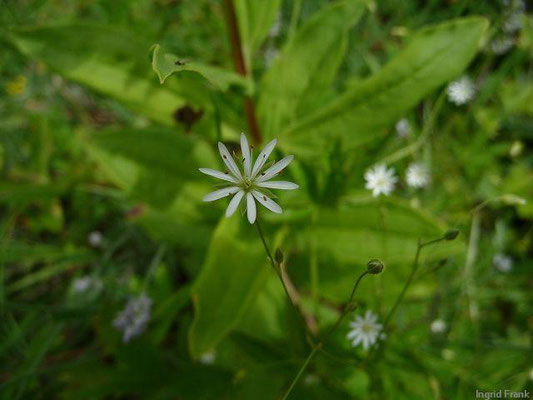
151 44 252 94
234 0 283 69
8 24 210 126
279 17 489 157
188 217 284 357
258 0 367 139
86 127 199 207
299 196 465 301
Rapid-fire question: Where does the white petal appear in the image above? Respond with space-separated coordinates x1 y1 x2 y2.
225 190 244 217
257 181 299 190
256 155 293 183
202 186 239 202
240 133 252 177
199 168 238 183
246 192 256 224
218 142 242 180
252 190 282 214
251 139 277 178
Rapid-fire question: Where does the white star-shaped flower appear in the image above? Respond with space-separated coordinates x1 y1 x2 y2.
347 310 384 351
406 162 430 188
446 76 476 105
365 164 397 197
200 133 298 224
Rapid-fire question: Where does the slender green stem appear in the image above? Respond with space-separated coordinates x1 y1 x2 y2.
379 90 446 165
382 237 445 329
281 344 322 400
281 270 370 399
142 245 166 291
255 218 298 310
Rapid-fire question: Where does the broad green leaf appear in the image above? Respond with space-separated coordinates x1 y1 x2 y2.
279 17 489 157
235 0 283 69
86 127 198 207
258 0 367 139
8 25 210 126
298 196 465 301
151 44 252 94
188 217 284 357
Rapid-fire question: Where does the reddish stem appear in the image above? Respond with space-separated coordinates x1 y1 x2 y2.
223 0 262 144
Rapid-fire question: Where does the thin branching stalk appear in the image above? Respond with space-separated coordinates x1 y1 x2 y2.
281 270 371 400
382 237 444 329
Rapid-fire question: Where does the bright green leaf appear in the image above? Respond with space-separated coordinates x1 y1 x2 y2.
151 44 252 94
258 0 367 139
279 17 489 157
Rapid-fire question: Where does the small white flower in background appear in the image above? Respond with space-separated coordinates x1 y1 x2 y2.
347 310 384 351
502 11 524 34
199 351 216 365
268 12 282 38
395 118 411 139
365 164 397 197
446 76 476 105
72 276 103 294
264 46 280 67
113 294 152 343
430 319 447 334
406 162 430 188
493 253 513 273
200 133 298 224
490 36 514 55
88 231 103 247
304 374 320 385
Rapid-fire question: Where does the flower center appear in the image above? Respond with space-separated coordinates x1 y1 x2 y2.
361 323 372 333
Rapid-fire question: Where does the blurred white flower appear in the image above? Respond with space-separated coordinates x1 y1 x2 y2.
347 310 384 350
199 351 216 365
493 253 513 273
365 164 397 197
430 319 447 334
406 163 430 188
88 231 103 247
490 36 514 55
113 294 152 343
268 12 282 38
200 133 298 224
264 46 280 67
72 276 103 294
446 76 475 105
395 118 411 138
503 12 523 33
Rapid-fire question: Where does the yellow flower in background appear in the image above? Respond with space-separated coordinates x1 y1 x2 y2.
6 75 27 96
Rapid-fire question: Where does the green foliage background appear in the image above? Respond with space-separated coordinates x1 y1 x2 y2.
0 0 531 399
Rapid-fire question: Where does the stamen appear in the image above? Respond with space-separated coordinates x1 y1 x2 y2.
263 196 266 201
223 155 227 159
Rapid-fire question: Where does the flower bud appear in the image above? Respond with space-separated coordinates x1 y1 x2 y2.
275 248 284 264
444 229 459 241
367 259 384 274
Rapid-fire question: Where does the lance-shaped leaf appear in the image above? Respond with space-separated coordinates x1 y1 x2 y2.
278 17 489 157
258 0 367 139
7 25 210 126
151 44 252 94
188 217 285 357
234 0 283 69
